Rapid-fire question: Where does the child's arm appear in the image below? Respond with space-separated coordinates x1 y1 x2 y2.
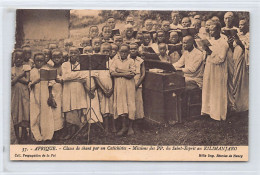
135 62 145 89
94 77 114 97
11 72 25 86
47 86 57 108
17 71 30 85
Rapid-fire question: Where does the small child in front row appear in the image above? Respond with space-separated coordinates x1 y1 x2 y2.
11 49 30 143
94 43 116 133
110 44 136 136
129 43 145 122
168 31 182 63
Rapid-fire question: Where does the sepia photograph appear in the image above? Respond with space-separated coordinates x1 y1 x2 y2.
10 9 249 161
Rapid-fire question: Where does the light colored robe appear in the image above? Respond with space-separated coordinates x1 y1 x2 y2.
173 47 204 88
110 56 136 120
30 66 54 141
232 32 249 112
201 36 229 120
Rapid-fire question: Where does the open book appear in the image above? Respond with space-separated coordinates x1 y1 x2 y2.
222 28 238 37
40 69 57 81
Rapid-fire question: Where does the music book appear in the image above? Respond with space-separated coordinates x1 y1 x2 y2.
112 29 120 37
40 69 57 81
181 27 198 36
144 53 160 61
78 54 108 71
144 59 176 72
168 43 183 52
143 46 156 54
222 28 238 37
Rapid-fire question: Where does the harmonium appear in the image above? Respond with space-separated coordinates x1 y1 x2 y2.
143 58 185 125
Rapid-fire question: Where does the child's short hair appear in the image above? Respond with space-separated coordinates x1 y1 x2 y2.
22 45 31 49
13 48 24 57
33 52 45 61
111 43 119 50
51 49 62 56
101 42 112 50
119 43 130 50
69 46 80 53
89 25 99 32
129 42 139 48
158 43 167 48
102 25 111 31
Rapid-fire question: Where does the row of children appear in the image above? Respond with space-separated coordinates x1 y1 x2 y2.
11 38 146 143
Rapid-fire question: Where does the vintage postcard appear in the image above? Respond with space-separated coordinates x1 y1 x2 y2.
10 9 249 161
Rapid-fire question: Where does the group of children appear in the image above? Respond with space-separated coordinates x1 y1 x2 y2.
11 11 249 143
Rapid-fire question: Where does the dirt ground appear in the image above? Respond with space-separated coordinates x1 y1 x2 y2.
17 111 248 146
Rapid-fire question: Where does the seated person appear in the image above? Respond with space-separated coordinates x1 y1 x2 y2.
181 17 192 28
170 11 182 30
101 25 113 43
158 43 171 63
83 46 93 54
168 31 182 63
123 24 135 44
113 34 123 47
173 35 204 90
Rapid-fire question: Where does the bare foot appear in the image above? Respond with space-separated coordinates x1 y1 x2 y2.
116 127 128 136
127 127 134 136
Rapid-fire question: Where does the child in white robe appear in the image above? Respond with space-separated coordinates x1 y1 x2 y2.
110 44 136 136
29 53 54 141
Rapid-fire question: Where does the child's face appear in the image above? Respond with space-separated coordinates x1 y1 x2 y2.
158 45 167 56
114 36 123 47
23 47 32 61
126 27 134 38
83 46 93 54
129 44 138 57
62 51 69 62
171 13 180 25
81 38 91 47
101 46 111 56
162 21 170 32
52 52 63 65
126 17 135 26
34 55 46 69
224 13 233 28
103 27 112 40
14 52 24 67
92 39 101 53
90 27 99 38
110 45 118 58
182 18 191 28
152 21 159 31
143 34 151 45
145 20 153 31
69 48 79 63
107 18 116 29
157 32 165 43
43 49 51 62
169 32 179 44
119 46 129 60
